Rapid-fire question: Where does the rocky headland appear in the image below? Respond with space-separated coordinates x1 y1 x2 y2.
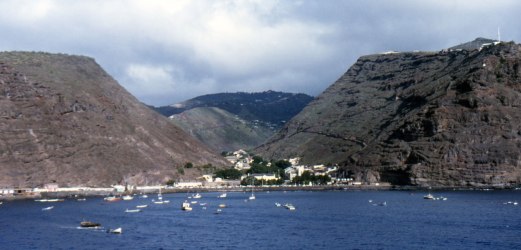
256 39 521 188
0 52 228 188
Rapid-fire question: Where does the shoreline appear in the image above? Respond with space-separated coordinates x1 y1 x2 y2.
1 184 517 201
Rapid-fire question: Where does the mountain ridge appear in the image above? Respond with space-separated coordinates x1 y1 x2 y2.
0 51 228 187
256 39 521 188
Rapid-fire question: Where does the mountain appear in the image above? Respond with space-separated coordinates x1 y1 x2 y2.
153 91 313 152
0 52 228 188
256 39 521 188
154 91 314 128
169 107 274 153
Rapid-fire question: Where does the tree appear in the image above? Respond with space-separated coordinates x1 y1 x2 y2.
273 160 291 169
184 162 193 168
215 168 242 180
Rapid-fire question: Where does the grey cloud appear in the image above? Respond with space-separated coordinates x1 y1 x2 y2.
0 0 520 106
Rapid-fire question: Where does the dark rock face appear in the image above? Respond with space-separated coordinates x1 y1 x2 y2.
0 52 228 187
256 41 521 188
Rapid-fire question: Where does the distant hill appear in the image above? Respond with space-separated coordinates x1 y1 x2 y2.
0 52 228 188
255 39 521 188
152 91 313 152
170 107 274 153
154 91 314 129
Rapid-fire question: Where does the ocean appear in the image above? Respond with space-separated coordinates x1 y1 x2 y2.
1 190 520 249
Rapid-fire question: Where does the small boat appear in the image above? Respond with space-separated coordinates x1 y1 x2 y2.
136 204 148 208
42 206 54 211
108 227 122 234
77 198 87 201
200 203 207 206
284 203 296 210
122 195 134 201
153 200 164 204
218 203 226 208
163 200 170 203
249 180 255 200
193 193 202 199
181 201 192 211
275 202 281 207
191 201 198 204
218 193 227 198
125 208 141 213
80 221 101 228
36 198 64 202
423 194 435 200
214 209 222 214
141 194 148 199
104 196 121 202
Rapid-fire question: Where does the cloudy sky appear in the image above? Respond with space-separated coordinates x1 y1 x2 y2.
1 0 520 106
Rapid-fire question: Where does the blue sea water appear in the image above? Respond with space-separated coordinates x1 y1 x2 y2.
1 190 521 249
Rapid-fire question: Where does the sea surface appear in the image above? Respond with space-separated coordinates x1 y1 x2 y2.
1 190 521 249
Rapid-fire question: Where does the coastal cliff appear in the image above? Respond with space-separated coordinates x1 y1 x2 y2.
0 52 228 188
256 39 521 188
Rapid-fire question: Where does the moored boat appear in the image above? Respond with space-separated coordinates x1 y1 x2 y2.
181 201 192 211
122 195 134 201
284 203 296 210
125 208 141 213
424 194 435 200
108 227 122 234
80 221 101 228
104 196 121 202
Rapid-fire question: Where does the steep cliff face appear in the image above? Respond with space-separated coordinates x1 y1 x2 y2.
256 40 521 188
0 52 228 187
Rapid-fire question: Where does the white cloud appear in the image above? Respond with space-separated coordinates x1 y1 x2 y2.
0 0 521 106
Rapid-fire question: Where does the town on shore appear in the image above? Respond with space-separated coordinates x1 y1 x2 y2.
0 149 511 201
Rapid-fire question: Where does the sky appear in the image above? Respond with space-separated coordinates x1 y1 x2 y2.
0 0 520 106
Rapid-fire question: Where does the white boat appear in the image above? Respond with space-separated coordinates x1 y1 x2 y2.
284 203 295 210
42 206 54 211
191 201 198 204
249 179 255 200
104 196 121 202
181 201 192 211
424 194 435 200
125 208 141 213
219 203 226 208
108 227 122 234
275 202 281 207
141 194 148 199
218 193 227 198
122 195 134 201
153 200 164 204
193 193 202 199
136 204 148 208
36 198 64 202
77 198 86 201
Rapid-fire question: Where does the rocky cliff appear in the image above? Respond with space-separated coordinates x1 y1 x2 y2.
256 39 521 188
0 52 228 188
